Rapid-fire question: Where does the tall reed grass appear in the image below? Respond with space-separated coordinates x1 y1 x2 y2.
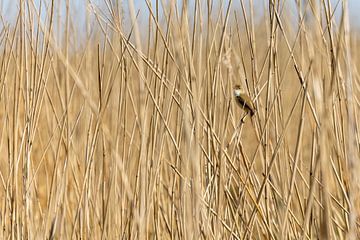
0 0 359 239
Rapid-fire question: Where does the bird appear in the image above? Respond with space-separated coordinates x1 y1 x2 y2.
233 84 256 118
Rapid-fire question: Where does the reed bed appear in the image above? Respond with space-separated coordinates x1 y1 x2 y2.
0 0 359 239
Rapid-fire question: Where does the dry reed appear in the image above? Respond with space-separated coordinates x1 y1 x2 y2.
0 0 359 239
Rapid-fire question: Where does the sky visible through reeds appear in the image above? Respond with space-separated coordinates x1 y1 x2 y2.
1 0 360 30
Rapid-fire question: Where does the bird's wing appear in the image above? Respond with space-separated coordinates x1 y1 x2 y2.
238 93 256 111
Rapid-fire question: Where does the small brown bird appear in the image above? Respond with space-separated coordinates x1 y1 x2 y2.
233 84 256 117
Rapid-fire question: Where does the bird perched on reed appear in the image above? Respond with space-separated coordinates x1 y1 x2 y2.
233 84 256 120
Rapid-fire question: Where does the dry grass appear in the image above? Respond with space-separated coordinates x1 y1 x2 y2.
0 0 359 239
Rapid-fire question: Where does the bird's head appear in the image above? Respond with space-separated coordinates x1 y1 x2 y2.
233 84 244 97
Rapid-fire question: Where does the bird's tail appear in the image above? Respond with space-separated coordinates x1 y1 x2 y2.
250 109 256 117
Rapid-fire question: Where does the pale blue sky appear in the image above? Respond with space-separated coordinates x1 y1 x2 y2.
1 0 359 30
